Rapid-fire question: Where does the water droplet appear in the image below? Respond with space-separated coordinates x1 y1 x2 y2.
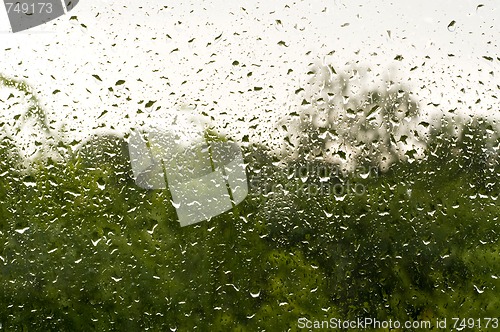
15 227 29 234
250 290 261 298
473 285 485 294
447 20 457 32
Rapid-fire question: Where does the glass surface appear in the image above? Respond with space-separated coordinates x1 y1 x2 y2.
0 0 498 330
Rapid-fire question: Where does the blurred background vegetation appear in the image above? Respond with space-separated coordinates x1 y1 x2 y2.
0 69 499 331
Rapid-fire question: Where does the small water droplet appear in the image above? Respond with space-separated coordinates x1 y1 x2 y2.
23 179 36 187
447 20 457 32
15 227 29 234
250 290 261 298
473 284 484 294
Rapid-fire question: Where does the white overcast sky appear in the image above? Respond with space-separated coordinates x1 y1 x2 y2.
0 0 498 151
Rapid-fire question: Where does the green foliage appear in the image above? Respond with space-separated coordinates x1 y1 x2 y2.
0 73 499 331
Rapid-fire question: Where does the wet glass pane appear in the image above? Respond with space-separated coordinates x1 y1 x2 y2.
0 0 499 330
